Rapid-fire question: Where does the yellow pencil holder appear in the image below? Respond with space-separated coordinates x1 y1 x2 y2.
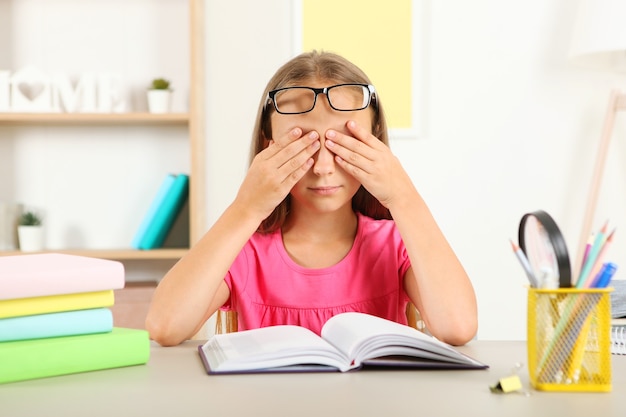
527 288 612 392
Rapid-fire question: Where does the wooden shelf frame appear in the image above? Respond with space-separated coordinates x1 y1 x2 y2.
0 113 189 125
0 248 188 261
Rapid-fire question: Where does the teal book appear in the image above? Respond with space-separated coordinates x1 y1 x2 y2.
138 173 189 250
0 308 113 342
131 174 177 249
0 328 150 384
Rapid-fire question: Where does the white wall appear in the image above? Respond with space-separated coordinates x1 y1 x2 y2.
4 0 624 340
204 0 626 340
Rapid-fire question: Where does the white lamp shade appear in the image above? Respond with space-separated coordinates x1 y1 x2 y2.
569 0 626 70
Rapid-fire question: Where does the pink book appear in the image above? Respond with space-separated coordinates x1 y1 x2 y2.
0 253 124 300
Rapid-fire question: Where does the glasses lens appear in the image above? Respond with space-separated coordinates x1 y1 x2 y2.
328 85 370 111
273 88 316 114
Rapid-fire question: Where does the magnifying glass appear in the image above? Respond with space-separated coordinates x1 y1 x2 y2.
518 210 571 288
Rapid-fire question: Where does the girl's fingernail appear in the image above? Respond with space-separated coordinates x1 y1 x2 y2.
309 131 319 139
326 139 335 148
326 130 336 139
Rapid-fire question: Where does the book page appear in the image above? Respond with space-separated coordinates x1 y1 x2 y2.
321 312 483 367
200 325 351 373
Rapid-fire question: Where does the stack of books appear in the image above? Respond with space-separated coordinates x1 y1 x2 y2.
611 280 626 318
0 253 150 384
610 280 626 355
132 173 190 250
611 319 626 355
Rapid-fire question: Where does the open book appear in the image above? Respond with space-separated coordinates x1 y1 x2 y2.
198 312 488 374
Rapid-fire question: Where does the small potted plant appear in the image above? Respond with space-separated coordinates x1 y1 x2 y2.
147 78 172 113
17 210 44 252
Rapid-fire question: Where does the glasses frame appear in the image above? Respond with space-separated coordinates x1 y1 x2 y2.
265 83 377 115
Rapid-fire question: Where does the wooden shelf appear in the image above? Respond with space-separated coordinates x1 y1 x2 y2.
0 248 188 261
0 112 189 125
0 1 205 269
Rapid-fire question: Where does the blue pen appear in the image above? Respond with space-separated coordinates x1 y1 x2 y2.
592 262 618 288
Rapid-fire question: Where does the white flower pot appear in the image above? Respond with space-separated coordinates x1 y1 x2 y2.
18 225 44 252
147 90 172 113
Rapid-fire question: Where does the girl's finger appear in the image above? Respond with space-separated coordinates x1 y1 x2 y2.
269 130 320 168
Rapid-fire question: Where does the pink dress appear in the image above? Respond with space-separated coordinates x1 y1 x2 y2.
222 213 411 335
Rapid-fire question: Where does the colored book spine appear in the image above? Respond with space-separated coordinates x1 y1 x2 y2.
0 328 150 384
138 173 189 250
131 173 177 249
0 253 124 300
0 290 114 319
0 308 113 342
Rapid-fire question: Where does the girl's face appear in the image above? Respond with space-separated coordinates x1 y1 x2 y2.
269 79 375 216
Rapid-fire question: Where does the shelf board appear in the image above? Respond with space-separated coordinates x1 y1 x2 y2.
0 248 187 261
0 112 189 125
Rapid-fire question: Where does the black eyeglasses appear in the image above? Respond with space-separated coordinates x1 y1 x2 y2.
265 83 377 115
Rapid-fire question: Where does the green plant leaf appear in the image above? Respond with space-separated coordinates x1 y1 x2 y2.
151 78 171 90
19 211 42 226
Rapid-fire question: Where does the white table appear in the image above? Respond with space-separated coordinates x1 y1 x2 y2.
1 341 625 416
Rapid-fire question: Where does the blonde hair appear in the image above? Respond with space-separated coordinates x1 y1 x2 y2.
252 50 392 232
217 50 419 334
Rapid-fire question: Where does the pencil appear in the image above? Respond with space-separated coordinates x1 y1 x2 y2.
582 228 615 289
576 221 608 288
580 234 594 273
510 239 538 288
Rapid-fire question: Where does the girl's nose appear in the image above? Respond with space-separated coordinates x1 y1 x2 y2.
312 137 335 176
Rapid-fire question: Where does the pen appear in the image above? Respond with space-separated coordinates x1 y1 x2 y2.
510 239 539 288
565 262 617 383
564 265 616 383
564 298 597 384
593 262 618 289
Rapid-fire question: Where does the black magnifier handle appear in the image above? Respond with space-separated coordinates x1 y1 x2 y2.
518 210 572 288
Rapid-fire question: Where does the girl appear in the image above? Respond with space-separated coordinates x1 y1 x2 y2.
146 51 477 347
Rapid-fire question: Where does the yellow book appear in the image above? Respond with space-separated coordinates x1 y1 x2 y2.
0 290 114 319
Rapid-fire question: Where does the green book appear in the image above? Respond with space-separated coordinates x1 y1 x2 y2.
0 328 150 384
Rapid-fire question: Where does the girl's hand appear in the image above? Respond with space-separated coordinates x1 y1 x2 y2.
235 128 320 219
325 120 415 209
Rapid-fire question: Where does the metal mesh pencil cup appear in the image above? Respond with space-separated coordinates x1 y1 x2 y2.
527 288 612 392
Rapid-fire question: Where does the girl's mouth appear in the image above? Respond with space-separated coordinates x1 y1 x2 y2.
309 186 341 195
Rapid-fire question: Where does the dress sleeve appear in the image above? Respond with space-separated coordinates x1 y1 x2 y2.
394 225 412 282
219 270 235 311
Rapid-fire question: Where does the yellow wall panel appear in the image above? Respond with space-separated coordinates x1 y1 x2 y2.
302 0 412 129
